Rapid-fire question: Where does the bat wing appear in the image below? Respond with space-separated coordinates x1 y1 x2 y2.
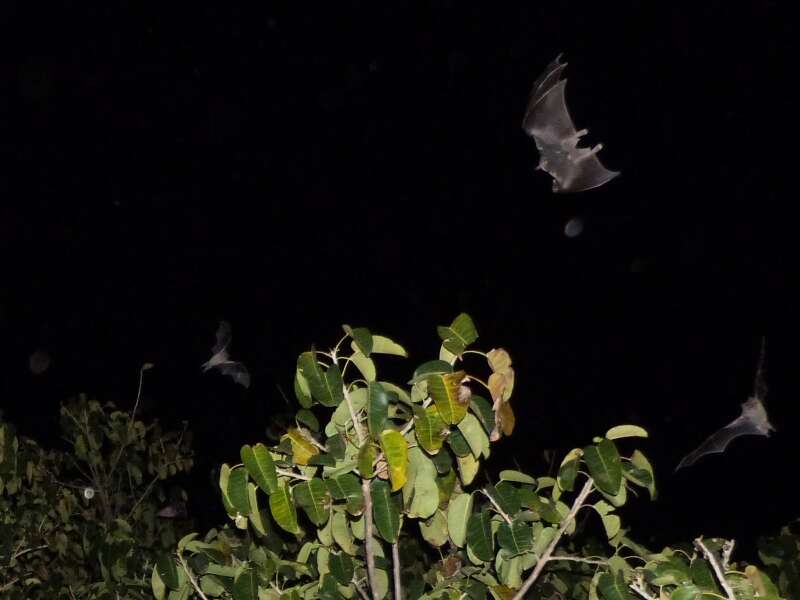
213 320 233 354
217 361 251 389
676 398 774 471
522 55 619 193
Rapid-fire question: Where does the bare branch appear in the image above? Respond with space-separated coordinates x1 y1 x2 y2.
694 538 735 600
512 478 594 600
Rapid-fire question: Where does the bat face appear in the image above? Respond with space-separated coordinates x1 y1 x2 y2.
522 55 620 193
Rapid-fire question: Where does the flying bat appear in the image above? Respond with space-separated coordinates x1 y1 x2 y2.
202 320 250 388
522 54 620 193
676 338 774 471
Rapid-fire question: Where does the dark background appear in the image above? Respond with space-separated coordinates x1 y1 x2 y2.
2 2 797 558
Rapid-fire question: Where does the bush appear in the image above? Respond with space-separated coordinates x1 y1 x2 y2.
153 314 786 599
1 373 194 599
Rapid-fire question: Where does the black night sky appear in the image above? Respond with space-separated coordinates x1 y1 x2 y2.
2 2 798 558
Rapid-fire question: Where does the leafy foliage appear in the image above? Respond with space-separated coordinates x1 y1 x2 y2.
0 391 194 599
151 314 791 599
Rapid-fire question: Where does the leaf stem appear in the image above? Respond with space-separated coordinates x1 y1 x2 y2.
512 478 594 600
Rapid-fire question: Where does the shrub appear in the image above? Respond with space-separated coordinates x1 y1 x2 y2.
1 372 194 599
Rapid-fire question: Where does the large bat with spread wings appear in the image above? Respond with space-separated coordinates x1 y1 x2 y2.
676 338 774 471
522 54 620 193
202 320 250 388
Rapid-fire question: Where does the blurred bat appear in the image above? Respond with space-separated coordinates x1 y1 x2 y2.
522 54 620 193
156 501 187 519
202 320 250 388
676 338 774 471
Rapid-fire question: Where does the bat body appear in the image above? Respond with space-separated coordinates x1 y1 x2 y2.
522 55 619 193
676 339 774 470
202 320 250 388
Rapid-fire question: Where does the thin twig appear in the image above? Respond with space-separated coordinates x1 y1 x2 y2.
12 544 48 561
548 555 607 566
721 539 735 570
275 468 313 481
629 574 657 600
392 541 403 600
512 478 594 600
353 579 370 600
362 478 379 600
694 538 735 600
342 379 379 600
481 488 513 525
177 552 210 600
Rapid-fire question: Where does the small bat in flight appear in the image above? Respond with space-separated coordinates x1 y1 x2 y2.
522 54 620 193
202 320 250 388
676 338 774 471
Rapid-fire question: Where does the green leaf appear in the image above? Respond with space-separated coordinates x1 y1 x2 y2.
409 360 453 384
605 425 649 440
466 509 494 562
470 395 496 436
247 483 268 536
532 524 557 556
670 584 703 600
367 382 389 439
456 452 479 486
598 571 632 600
329 551 355 585
407 448 439 519
437 313 478 355
156 554 179 590
414 405 447 454
557 448 582 492
458 412 488 459
358 442 377 479
371 479 401 543
343 325 373 356
151 564 166 600
583 439 622 496
497 519 534 556
489 481 521 515
325 473 364 514
227 466 250 516
429 371 469 425
240 443 278 495
499 470 537 486
447 492 473 547
447 427 472 457
298 352 344 407
269 483 300 534
327 433 346 461
420 509 449 547
380 429 408 492
296 408 320 432
630 450 657 500
332 509 357 554
350 351 376 382
294 478 331 526
232 568 258 600
371 335 408 357
294 369 313 408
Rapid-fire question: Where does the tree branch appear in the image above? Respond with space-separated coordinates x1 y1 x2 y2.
343 380 379 600
512 478 594 600
481 488 513 525
177 551 210 600
392 541 403 600
694 538 735 600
